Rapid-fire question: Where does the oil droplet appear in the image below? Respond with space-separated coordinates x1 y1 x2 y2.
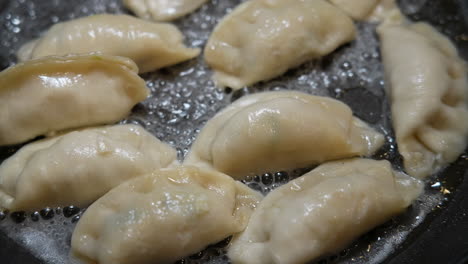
274 171 288 183
63 206 80 218
10 211 26 223
340 61 352 70
71 214 81 223
253 175 261 182
334 88 344 98
31 211 40 222
244 175 253 182
11 17 21 25
261 173 273 185
361 52 371 61
40 207 54 220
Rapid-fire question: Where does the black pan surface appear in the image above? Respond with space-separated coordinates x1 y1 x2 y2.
0 0 467 263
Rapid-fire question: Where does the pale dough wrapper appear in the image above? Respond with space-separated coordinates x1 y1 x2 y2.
0 54 148 146
71 166 262 264
329 0 397 21
0 124 177 211
228 158 423 264
123 0 208 22
17 14 200 73
204 0 356 90
185 91 384 179
378 21 468 178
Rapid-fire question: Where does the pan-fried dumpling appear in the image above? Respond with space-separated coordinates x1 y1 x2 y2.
378 21 468 178
328 0 396 21
123 0 208 22
0 124 177 211
71 166 262 264
17 14 200 73
204 0 355 90
228 158 423 264
0 54 148 146
185 91 384 179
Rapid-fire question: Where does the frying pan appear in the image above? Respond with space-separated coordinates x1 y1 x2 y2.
0 0 467 263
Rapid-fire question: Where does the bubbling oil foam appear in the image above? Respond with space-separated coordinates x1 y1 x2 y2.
0 0 464 263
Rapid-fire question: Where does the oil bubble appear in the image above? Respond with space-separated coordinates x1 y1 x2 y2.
40 207 55 220
63 206 80 218
30 211 40 222
10 211 26 223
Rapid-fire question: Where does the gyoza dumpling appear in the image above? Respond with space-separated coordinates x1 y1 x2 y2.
71 166 262 264
378 21 468 178
328 0 396 21
123 0 208 22
228 158 423 264
204 0 355 90
0 54 148 146
17 14 200 73
0 124 177 211
185 91 384 179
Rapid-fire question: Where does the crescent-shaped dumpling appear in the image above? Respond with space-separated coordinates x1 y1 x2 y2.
17 14 200 73
185 91 384 179
228 158 423 264
378 21 468 178
0 54 148 146
123 0 208 22
71 166 262 264
204 0 355 89
0 124 177 211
